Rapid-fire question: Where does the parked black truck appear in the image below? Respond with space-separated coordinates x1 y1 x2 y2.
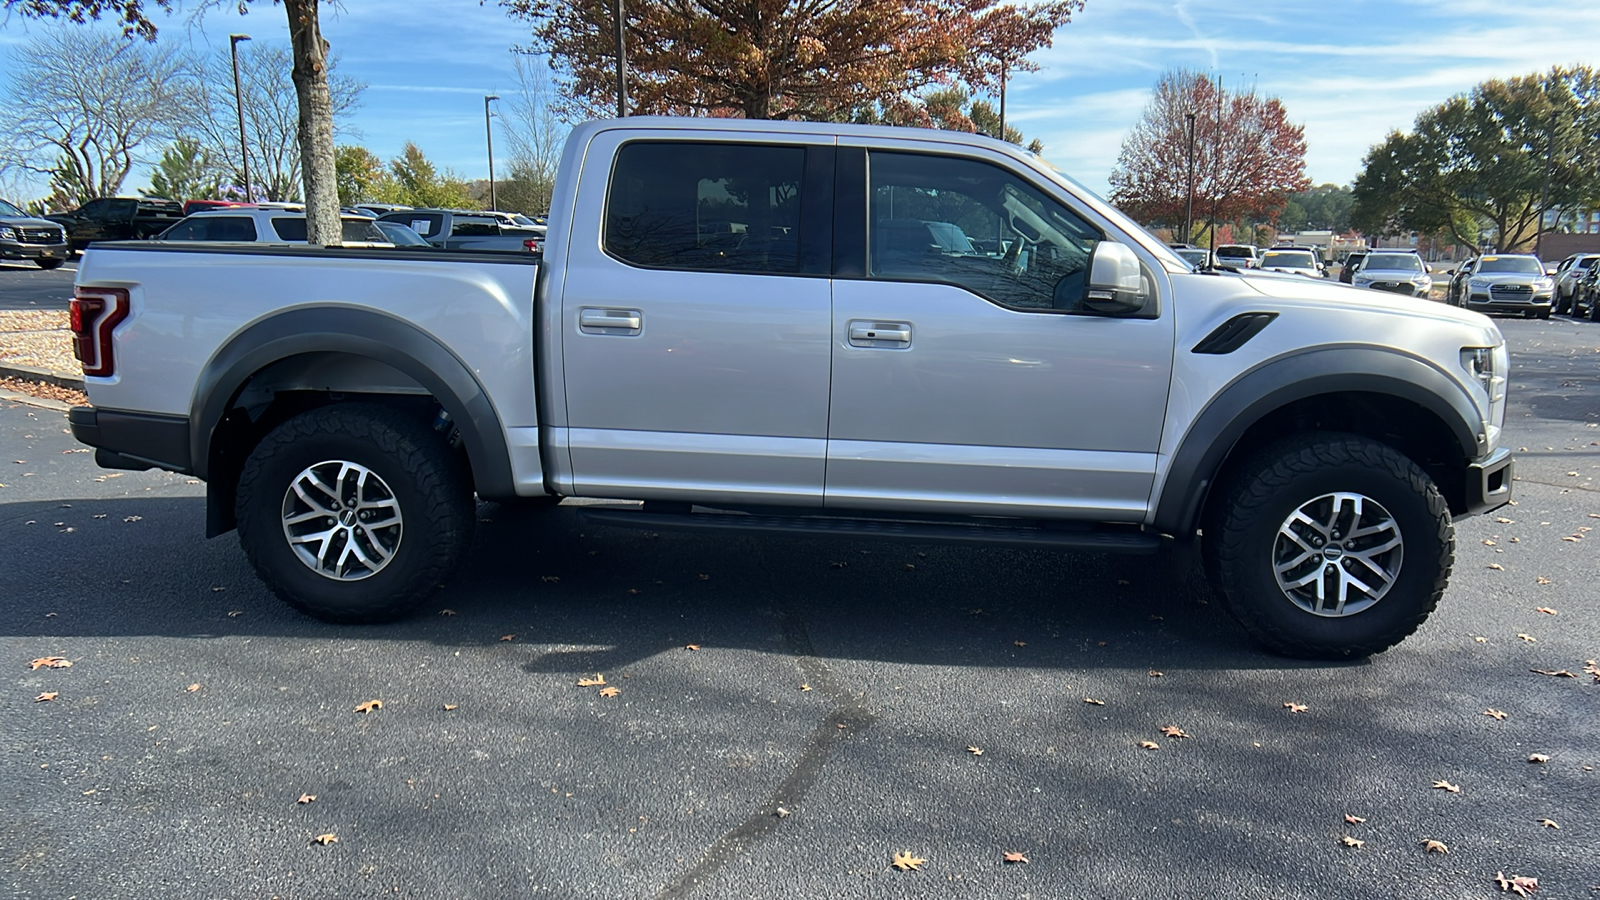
44 197 184 251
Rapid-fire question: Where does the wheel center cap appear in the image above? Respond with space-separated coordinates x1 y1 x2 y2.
1322 545 1344 561
339 509 358 527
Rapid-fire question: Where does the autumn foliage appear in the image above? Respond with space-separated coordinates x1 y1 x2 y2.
503 0 1083 120
1108 70 1308 233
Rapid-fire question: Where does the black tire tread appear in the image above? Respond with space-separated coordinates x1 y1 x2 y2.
1205 433 1453 658
235 403 473 623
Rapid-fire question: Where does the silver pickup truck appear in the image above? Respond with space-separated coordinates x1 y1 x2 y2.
66 117 1513 658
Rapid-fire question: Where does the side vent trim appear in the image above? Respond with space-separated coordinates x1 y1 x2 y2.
1192 312 1279 355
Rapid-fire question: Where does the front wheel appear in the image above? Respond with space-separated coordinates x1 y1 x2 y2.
1203 434 1453 658
35 258 64 270
235 403 475 623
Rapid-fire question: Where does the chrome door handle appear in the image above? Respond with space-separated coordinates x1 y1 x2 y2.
579 307 642 335
848 320 912 347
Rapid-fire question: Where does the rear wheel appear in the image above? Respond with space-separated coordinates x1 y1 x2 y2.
235 403 474 623
1203 433 1453 658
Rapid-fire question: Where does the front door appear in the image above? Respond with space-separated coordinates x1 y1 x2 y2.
824 145 1175 521
558 136 836 506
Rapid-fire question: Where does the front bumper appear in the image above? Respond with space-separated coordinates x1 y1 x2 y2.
1463 447 1514 516
0 241 69 261
1465 288 1552 312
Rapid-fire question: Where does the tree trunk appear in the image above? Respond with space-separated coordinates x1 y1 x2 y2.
284 0 340 245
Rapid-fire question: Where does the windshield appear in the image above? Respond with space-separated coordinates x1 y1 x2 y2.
1216 245 1255 258
1363 253 1423 272
0 198 26 216
1176 248 1209 267
1477 256 1544 275
1261 250 1316 268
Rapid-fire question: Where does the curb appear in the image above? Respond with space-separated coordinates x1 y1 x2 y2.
0 361 83 391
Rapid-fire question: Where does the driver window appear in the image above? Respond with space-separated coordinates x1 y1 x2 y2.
866 151 1102 312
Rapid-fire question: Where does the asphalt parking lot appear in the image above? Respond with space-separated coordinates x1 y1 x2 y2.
0 260 76 311
2 316 1597 899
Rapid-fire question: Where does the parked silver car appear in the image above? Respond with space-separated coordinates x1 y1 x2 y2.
1452 254 1553 318
1552 252 1600 315
0 197 70 269
1352 250 1433 297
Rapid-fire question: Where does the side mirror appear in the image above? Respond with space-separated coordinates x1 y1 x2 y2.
1082 242 1146 314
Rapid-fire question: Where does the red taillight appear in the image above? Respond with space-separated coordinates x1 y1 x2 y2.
70 286 130 377
523 238 541 253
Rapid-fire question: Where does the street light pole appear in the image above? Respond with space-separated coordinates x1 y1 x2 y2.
229 34 252 202
613 0 628 117
1184 111 1196 244
485 95 500 212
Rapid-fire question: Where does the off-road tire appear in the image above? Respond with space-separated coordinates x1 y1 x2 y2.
1202 433 1453 659
235 403 474 623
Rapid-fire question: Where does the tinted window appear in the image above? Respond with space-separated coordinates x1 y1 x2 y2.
161 216 257 241
1477 256 1543 275
866 151 1101 312
606 141 804 274
0 198 25 216
342 219 388 243
270 217 308 241
450 217 500 237
1261 250 1317 268
1363 253 1422 272
379 212 443 238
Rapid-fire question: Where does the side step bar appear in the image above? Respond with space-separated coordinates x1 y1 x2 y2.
576 507 1162 554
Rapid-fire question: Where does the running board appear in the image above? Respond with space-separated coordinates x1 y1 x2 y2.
576 508 1162 553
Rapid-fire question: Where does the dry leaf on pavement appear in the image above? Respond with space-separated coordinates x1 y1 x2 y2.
443 704 458 711
1432 780 1461 793
1538 818 1559 829
967 746 983 756
1527 753 1549 764
312 833 337 845
1002 851 1029 864
1487 563 1505 570
438 609 456 616
598 686 620 697
1159 725 1190 739
1344 814 1366 824
1339 835 1364 848
1138 740 1160 750
1534 606 1557 614
577 675 606 687
499 634 516 642
297 794 316 804
685 644 700 651
891 851 925 871
1530 669 1575 678
1083 698 1105 706
28 656 71 670
1517 633 1537 643
1283 702 1308 713
354 700 382 713
1483 709 1508 720
1422 839 1449 854
1494 871 1539 896
34 692 57 702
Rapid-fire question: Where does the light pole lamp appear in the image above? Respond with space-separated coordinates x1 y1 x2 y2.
229 34 252 202
485 95 500 212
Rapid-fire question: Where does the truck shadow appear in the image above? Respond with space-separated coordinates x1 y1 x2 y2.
1 496 1346 675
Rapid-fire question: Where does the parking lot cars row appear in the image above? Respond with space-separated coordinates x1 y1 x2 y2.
1445 254 1554 318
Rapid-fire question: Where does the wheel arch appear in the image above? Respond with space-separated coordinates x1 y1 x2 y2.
1153 347 1482 537
193 306 515 536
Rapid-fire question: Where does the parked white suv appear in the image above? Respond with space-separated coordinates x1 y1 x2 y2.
1215 244 1259 268
159 208 393 247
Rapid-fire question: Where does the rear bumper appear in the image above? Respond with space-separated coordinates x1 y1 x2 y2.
69 406 193 474
1463 447 1513 516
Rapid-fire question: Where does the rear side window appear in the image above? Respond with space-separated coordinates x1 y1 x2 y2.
162 216 257 241
342 219 388 243
379 212 443 237
269 217 308 241
606 141 805 275
450 217 500 237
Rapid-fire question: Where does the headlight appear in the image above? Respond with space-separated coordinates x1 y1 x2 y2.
1415 275 1433 287
1468 277 1490 289
1533 277 1553 290
0 225 15 241
1353 275 1372 285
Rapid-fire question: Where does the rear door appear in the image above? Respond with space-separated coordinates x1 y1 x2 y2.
555 132 836 506
823 142 1175 520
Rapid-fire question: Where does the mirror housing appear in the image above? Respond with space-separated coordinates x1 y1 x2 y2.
1083 241 1146 313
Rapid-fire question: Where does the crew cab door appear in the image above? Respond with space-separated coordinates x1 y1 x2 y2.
824 143 1176 520
554 134 836 505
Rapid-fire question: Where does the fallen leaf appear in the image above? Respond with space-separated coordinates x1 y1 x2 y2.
1138 740 1160 750
903 563 916 570
1012 640 1026 648
1083 698 1105 706
1561 535 1581 543
1487 563 1505 571
598 686 620 697
1344 814 1366 824
210 586 226 592
577 675 606 687
123 515 141 522
1496 517 1514 524
1517 633 1537 643
540 575 560 583
1494 873 1538 896
626 588 641 595
1529 669 1575 678
830 561 848 569
1475 636 1489 643
499 634 516 642
799 684 812 692
1483 539 1497 546
297 794 316 804
775 807 790 817
186 683 200 693
442 704 457 711
1538 818 1559 829
227 610 243 618
1283 702 1308 713
685 644 700 651
1483 708 1508 720
1535 577 1552 585
354 700 382 713
312 833 337 845
1432 780 1460 793
34 692 57 702
438 609 456 616
1160 725 1190 739
1339 835 1364 848
28 656 71 670
698 573 710 580
1002 851 1029 864
890 851 925 871
1422 839 1449 854
1527 753 1549 764
1148 669 1164 677
1534 606 1557 615
967 746 983 756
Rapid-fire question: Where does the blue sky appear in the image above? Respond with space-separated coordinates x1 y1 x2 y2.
3 0 1599 203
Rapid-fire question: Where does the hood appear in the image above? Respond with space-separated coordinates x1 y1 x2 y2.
0 214 64 229
1235 270 1496 332
1357 267 1429 279
1470 271 1544 283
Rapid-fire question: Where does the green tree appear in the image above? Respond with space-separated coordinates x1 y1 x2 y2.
850 88 1045 152
387 143 478 209
1351 66 1600 252
141 139 223 201
334 145 389 206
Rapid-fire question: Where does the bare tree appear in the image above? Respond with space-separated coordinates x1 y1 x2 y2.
0 27 190 206
180 42 363 201
497 52 567 214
